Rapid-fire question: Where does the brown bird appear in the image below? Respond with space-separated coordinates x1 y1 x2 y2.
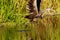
25 0 42 22
25 0 60 22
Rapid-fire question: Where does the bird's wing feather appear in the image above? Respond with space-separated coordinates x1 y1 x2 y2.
26 0 38 15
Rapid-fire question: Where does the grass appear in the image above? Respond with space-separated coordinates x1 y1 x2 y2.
0 0 60 40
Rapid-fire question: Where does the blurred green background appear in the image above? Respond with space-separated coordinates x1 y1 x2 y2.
0 0 60 40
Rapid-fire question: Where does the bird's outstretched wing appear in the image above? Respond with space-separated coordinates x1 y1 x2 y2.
25 0 38 21
39 8 60 18
26 0 38 14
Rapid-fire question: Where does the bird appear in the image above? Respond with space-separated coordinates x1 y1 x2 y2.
25 0 42 22
24 0 60 22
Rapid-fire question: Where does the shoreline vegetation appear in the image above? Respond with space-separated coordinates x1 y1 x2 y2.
0 0 60 40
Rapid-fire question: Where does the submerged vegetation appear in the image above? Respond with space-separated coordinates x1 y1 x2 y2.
0 0 60 40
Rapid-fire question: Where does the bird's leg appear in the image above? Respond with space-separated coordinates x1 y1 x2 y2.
30 19 36 22
35 13 43 19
